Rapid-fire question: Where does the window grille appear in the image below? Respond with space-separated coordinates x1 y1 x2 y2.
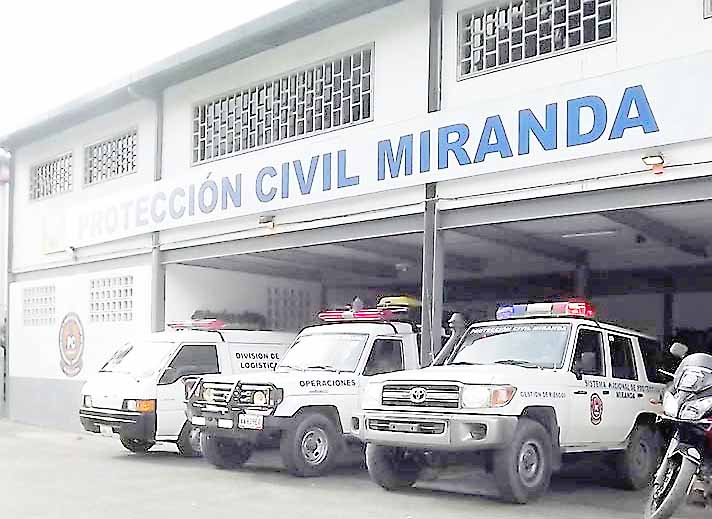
705 0 711 18
23 286 56 326
267 287 313 331
90 275 134 323
458 0 615 79
192 45 374 165
84 129 138 185
30 153 73 200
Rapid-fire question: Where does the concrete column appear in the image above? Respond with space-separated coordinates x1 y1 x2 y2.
432 226 445 356
574 262 590 299
663 276 674 343
421 184 436 366
150 94 166 332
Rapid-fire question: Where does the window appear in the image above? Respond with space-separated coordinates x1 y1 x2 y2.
84 128 138 185
170 344 219 374
572 328 604 376
609 334 637 380
639 337 677 383
90 275 134 323
458 0 616 79
30 152 73 200
23 285 56 326
363 339 404 376
192 45 374 165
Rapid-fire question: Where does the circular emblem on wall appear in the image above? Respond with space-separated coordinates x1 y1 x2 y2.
590 393 603 425
58 313 85 377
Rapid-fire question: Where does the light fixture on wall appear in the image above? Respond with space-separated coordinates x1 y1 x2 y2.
642 153 665 175
258 214 275 228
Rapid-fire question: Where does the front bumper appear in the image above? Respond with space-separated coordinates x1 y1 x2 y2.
187 403 291 441
358 410 518 451
79 407 156 442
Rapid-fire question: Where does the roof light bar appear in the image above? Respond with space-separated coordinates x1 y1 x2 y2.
496 300 596 320
166 319 227 330
318 307 408 322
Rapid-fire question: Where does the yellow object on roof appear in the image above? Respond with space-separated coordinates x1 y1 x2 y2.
377 295 421 309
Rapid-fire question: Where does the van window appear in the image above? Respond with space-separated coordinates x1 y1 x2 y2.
639 337 677 383
572 329 605 376
169 344 219 375
609 334 637 380
363 339 404 376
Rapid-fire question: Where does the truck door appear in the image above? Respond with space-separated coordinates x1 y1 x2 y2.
354 338 405 426
156 343 219 439
564 327 610 448
605 333 643 443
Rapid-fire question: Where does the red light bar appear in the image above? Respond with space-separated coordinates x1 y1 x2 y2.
496 300 596 319
167 319 226 330
318 308 405 322
565 300 596 318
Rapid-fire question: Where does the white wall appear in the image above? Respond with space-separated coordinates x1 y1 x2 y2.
8 263 151 381
11 99 156 272
165 264 322 332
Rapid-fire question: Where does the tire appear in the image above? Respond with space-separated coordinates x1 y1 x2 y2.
492 418 553 504
280 412 342 477
120 436 154 454
177 422 202 458
616 424 660 490
365 444 421 490
200 433 253 469
644 454 698 519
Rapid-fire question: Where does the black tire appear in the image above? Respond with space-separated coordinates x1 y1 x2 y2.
365 444 421 490
616 424 660 490
645 455 698 519
280 412 342 477
200 433 253 469
492 418 553 504
177 422 202 458
120 436 154 454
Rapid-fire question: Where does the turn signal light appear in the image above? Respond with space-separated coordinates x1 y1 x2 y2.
123 399 156 413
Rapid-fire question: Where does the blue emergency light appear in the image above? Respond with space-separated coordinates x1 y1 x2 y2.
496 300 596 320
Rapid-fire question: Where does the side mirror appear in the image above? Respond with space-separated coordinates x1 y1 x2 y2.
573 352 596 380
670 342 688 359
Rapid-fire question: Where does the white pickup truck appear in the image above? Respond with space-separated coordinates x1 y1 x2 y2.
80 320 294 456
186 307 424 476
359 300 670 503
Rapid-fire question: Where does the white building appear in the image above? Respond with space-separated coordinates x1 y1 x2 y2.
2 0 712 431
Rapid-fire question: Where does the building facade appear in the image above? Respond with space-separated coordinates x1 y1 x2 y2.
3 0 712 431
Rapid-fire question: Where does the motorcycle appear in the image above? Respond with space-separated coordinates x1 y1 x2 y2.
645 342 712 519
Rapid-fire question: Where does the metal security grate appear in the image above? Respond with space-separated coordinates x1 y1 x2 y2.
192 45 374 165
458 0 616 79
23 286 56 326
30 153 73 200
89 275 134 323
84 129 138 185
267 287 313 331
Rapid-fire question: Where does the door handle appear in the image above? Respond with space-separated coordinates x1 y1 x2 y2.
574 390 588 395
602 390 610 395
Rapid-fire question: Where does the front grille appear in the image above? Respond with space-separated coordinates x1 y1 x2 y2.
200 382 235 406
382 384 460 408
368 418 446 435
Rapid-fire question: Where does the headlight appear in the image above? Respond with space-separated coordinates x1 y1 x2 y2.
83 395 92 408
362 383 382 408
252 390 268 406
679 396 712 421
679 371 703 390
662 391 680 417
123 399 156 413
461 385 517 409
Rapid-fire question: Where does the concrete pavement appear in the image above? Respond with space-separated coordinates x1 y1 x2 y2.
0 420 705 519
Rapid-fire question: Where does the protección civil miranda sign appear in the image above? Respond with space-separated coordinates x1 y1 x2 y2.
57 52 712 248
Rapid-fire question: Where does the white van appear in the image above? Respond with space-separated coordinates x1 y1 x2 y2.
79 320 295 456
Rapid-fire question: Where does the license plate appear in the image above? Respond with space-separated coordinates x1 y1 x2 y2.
99 425 114 437
389 422 418 433
217 419 234 429
238 414 264 430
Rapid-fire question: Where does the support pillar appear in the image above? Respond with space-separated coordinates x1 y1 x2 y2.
150 94 166 332
432 225 445 356
663 276 674 344
574 262 590 299
421 184 436 366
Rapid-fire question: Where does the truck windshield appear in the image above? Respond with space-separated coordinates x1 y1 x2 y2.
100 341 176 378
448 323 571 369
278 333 369 372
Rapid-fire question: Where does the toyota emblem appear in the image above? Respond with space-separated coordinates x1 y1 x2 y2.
409 387 428 404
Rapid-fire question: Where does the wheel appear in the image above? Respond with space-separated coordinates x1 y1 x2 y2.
645 454 698 519
616 424 660 490
200 433 253 469
366 444 421 490
280 412 342 477
120 436 154 454
177 422 202 458
492 418 553 504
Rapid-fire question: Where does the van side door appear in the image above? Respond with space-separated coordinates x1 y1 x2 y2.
156 343 219 439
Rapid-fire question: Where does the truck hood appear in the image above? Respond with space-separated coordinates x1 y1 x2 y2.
373 364 567 386
201 369 359 395
82 371 156 409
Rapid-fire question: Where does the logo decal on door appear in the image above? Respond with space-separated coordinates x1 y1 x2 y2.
590 393 603 425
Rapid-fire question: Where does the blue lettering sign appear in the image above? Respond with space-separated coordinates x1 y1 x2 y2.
438 124 471 169
294 156 319 195
378 134 413 180
567 95 607 146
337 150 358 188
475 115 513 163
221 175 242 209
256 167 277 202
609 85 659 140
518 103 557 155
198 180 218 214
